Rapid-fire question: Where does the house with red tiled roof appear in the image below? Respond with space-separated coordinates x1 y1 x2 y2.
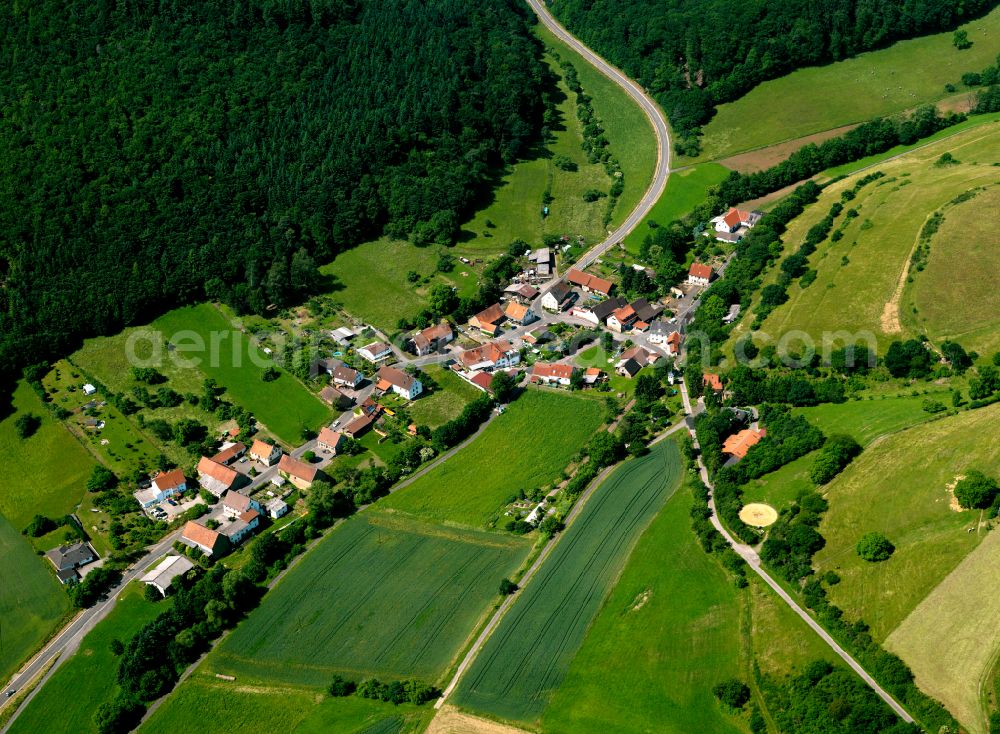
376 365 423 400
180 521 228 557
722 428 766 460
317 427 347 454
410 322 453 356
222 491 261 519
278 454 318 490
703 373 724 393
583 367 606 386
197 456 243 498
607 304 638 333
358 342 393 363
220 509 261 546
342 412 374 439
616 346 660 378
504 301 537 326
530 362 576 387
458 340 520 372
211 442 246 466
566 269 614 297
469 304 506 335
249 439 282 467
687 263 714 287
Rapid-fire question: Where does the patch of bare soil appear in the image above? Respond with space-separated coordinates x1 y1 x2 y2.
719 125 859 173
629 588 652 612
945 475 966 512
426 706 533 734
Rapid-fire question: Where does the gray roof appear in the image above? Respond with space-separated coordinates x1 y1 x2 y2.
141 555 195 591
630 298 662 323
45 542 95 572
648 320 671 336
547 282 572 303
591 297 627 322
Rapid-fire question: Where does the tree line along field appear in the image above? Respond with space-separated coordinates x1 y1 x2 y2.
0 381 95 683
811 403 1000 730
8 584 166 734
694 4 1000 162
452 440 683 723
734 123 1000 350
152 304 332 445
905 184 1000 356
383 390 604 528
209 511 532 687
141 672 431 734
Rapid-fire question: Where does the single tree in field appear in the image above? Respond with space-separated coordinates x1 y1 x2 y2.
499 578 518 595
953 470 999 510
856 532 894 562
712 679 751 709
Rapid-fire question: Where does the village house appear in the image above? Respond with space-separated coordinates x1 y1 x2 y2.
222 490 262 519
703 372 724 394
583 367 607 386
321 359 363 388
133 468 187 509
541 282 574 312
278 455 318 490
504 301 538 327
358 341 393 363
342 412 374 439
569 296 626 326
467 371 495 393
468 303 506 336
616 346 660 378
220 509 261 546
317 426 347 454
45 541 97 584
712 207 762 240
458 340 520 372
181 521 228 557
197 456 244 497
265 497 289 519
722 428 766 462
211 441 246 466
687 263 714 287
630 298 663 324
319 384 353 409
607 304 638 333
376 365 423 400
249 439 282 467
503 283 539 303
530 362 576 387
329 326 357 346
140 555 195 597
410 321 454 356
665 330 682 357
566 269 614 298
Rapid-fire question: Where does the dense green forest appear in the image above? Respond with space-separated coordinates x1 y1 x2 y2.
0 0 546 392
549 0 999 153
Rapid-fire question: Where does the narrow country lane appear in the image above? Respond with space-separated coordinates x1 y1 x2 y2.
525 0 672 270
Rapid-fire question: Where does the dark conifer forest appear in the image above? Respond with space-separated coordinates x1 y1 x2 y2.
549 0 999 153
0 0 545 388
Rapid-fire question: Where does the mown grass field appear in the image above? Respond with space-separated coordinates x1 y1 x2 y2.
886 527 1000 734
906 185 1000 355
153 304 332 444
383 390 603 527
212 512 531 686
406 366 482 429
694 5 1000 161
813 403 1000 641
9 584 166 734
737 124 1000 350
0 381 95 527
452 440 682 723
573 345 635 396
540 477 743 734
141 673 432 734
0 513 71 685
622 163 730 254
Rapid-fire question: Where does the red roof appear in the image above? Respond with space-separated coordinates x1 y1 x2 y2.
689 263 713 280
531 363 575 380
197 457 238 487
278 454 318 482
566 269 614 296
250 439 277 459
722 428 765 459
723 208 743 228
612 305 637 323
211 442 246 465
470 303 505 327
317 427 345 448
239 509 261 524
152 468 186 491
667 331 682 347
182 521 223 552
703 373 724 392
470 372 493 391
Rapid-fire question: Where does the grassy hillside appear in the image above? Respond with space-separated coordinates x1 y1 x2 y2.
732 123 1000 349
696 5 1000 161
453 440 683 723
813 403 1000 640
9 584 165 734
383 390 603 527
906 185 1000 355
212 512 530 686
152 304 332 444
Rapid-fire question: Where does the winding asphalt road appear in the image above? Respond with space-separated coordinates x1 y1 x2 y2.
526 0 671 269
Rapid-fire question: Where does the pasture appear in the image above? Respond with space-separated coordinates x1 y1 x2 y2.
141 673 431 734
906 185 1000 355
694 4 1000 161
452 440 682 723
0 380 95 527
211 512 531 686
540 477 744 734
742 124 1000 349
9 583 166 734
0 514 70 685
406 366 482 429
153 304 332 444
813 403 1000 641
886 527 1000 734
383 390 603 527
622 163 730 254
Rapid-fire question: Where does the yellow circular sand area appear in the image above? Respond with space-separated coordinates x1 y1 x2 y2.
739 503 778 528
